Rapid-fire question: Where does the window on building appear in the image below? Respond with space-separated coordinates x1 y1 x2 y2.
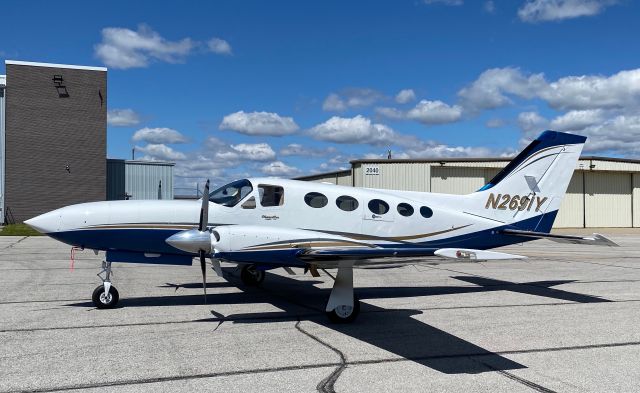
368 199 389 215
304 192 328 208
420 206 433 218
336 195 359 211
397 203 414 217
259 185 285 207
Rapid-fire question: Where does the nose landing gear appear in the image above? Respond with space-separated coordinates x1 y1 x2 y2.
92 261 119 309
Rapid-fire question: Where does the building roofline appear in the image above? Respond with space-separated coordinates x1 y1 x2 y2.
5 60 107 72
293 169 351 180
107 158 175 166
350 155 640 165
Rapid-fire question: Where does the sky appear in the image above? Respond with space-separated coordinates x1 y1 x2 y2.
1 0 639 191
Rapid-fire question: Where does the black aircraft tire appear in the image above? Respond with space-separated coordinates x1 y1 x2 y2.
241 265 265 286
327 296 360 324
92 285 119 309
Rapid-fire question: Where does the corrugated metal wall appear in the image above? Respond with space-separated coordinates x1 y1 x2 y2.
303 171 352 186
354 163 431 191
126 161 174 200
634 174 640 228
431 167 486 194
107 159 174 200
106 160 126 200
554 173 584 228
585 172 632 227
336 172 352 186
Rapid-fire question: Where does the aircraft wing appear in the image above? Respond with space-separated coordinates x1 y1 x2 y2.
297 247 526 266
501 229 619 246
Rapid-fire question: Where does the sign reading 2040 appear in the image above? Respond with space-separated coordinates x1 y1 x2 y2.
485 193 548 212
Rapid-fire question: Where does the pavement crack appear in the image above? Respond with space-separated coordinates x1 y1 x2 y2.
295 318 347 393
472 357 559 393
3 236 28 249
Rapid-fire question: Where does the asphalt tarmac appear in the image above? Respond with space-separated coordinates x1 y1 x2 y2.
1 233 639 392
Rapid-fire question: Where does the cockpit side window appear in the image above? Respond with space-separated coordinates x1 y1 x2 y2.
241 196 257 209
259 184 285 207
208 179 253 207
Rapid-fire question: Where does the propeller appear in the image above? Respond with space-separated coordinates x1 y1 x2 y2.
165 179 219 304
198 180 210 303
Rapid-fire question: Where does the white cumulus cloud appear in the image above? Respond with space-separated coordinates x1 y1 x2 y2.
95 25 232 69
517 111 549 134
458 67 640 113
406 100 463 124
95 24 195 69
549 109 605 131
540 69 640 111
377 100 463 125
279 144 337 157
308 115 414 147
132 127 188 144
395 89 416 104
107 109 141 127
229 143 276 161
518 0 617 23
458 67 546 111
135 144 186 161
260 161 300 176
208 38 232 55
405 143 492 159
322 88 382 112
219 111 299 136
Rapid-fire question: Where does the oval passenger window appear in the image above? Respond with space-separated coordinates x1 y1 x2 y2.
368 199 389 215
336 195 359 212
397 203 414 217
304 192 328 208
420 206 433 218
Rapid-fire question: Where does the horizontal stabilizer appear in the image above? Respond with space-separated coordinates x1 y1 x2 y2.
501 229 619 247
434 248 526 261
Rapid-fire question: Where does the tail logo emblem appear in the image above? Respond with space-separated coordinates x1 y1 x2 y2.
485 193 548 212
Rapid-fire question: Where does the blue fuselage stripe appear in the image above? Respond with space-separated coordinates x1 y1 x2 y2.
47 210 557 266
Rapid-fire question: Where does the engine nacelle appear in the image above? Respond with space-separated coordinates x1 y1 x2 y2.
212 225 325 253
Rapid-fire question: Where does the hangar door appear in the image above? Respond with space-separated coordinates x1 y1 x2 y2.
431 167 488 195
585 172 632 227
553 172 584 228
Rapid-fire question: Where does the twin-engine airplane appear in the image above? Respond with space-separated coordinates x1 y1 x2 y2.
25 131 617 322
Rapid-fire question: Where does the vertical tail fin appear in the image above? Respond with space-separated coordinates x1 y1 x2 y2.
471 130 586 232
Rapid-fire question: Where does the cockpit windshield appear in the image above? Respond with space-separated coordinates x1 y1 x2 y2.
208 179 253 207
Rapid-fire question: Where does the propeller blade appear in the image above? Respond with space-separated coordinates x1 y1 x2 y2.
199 250 207 304
199 179 210 232
211 257 223 277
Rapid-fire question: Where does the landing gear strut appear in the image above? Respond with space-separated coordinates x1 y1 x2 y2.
92 260 119 309
326 262 360 323
240 264 265 286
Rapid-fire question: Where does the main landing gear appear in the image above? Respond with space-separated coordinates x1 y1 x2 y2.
240 264 265 286
325 262 361 323
92 261 119 309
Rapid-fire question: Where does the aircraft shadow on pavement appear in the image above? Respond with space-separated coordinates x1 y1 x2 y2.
66 269 611 374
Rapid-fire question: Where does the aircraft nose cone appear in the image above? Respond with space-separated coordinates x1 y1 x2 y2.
24 210 62 234
166 229 212 254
